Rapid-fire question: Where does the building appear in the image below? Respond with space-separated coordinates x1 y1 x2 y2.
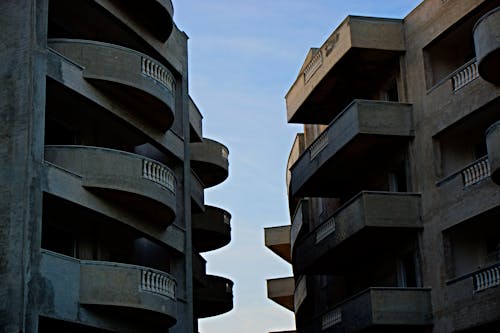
0 0 233 332
266 0 500 332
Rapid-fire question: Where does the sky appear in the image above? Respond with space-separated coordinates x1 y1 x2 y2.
172 1 423 332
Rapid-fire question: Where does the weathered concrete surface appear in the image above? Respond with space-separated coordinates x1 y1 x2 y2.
265 225 292 263
192 205 231 252
267 277 295 311
194 275 234 318
487 121 500 184
190 138 229 188
0 1 47 332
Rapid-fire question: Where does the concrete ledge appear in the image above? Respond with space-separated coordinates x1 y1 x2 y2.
265 225 292 263
267 277 294 311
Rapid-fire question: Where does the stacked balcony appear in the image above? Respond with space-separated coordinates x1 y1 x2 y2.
289 100 414 198
44 145 176 226
194 275 234 318
192 206 231 253
286 16 405 125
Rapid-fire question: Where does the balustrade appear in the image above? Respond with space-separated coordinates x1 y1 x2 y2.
143 159 176 192
461 156 490 187
141 57 175 92
322 308 342 330
451 60 479 92
309 131 329 160
315 216 336 244
141 269 176 299
474 263 500 292
304 51 323 83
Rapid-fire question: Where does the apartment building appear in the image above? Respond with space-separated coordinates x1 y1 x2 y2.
0 1 232 332
266 0 499 332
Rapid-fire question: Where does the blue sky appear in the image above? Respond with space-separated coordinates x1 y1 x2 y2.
172 1 423 332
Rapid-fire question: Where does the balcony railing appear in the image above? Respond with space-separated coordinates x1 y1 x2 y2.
474 263 500 292
309 130 329 160
451 59 479 92
322 308 342 330
141 268 176 298
141 57 176 92
303 50 323 83
461 156 491 187
315 216 335 244
143 159 175 192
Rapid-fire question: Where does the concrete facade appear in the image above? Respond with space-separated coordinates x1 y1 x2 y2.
266 0 500 332
0 1 232 332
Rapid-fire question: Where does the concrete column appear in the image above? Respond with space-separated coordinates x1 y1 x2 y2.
0 1 47 332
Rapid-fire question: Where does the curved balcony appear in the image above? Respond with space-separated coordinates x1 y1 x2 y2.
474 7 500 85
301 288 432 332
290 100 414 198
80 261 177 325
190 138 229 188
189 97 203 142
50 0 173 45
40 250 177 326
192 206 231 252
48 39 175 130
487 121 500 184
286 16 405 124
267 277 294 312
44 145 176 226
293 192 421 275
194 275 234 318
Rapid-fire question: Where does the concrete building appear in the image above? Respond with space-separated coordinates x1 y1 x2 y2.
0 1 232 332
266 0 500 332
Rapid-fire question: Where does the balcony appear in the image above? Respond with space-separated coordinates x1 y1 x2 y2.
190 138 229 188
49 0 174 45
194 275 234 318
446 263 500 331
487 121 500 184
437 156 499 230
192 206 231 252
189 97 203 142
302 288 432 332
289 100 413 198
287 133 305 213
48 39 175 130
40 250 177 326
285 16 405 124
293 192 421 275
265 225 291 264
267 277 294 311
44 145 176 226
474 7 500 85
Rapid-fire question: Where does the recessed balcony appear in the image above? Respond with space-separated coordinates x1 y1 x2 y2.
194 275 234 318
446 263 500 331
48 39 175 130
289 100 414 198
192 206 231 252
286 16 405 124
487 121 500 184
44 145 176 226
302 288 432 332
293 192 421 275
190 138 229 188
474 7 500 85
40 250 177 326
265 225 291 264
267 277 294 312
